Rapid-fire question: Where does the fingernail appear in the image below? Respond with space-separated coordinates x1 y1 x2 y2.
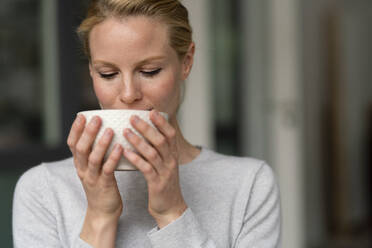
125 129 134 138
124 148 133 155
76 115 83 124
153 110 161 120
104 128 112 138
92 116 100 126
114 144 121 152
132 115 140 123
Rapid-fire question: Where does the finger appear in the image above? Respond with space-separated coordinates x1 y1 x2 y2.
149 110 178 162
150 110 176 143
102 144 123 178
67 114 86 154
123 128 165 174
130 115 169 160
75 116 102 170
123 148 158 184
87 128 114 178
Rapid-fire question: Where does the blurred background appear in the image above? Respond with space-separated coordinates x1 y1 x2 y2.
1 0 371 247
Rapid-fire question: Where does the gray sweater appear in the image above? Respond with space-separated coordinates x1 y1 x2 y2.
13 147 281 247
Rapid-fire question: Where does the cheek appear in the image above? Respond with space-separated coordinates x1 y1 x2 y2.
147 72 181 109
92 79 117 106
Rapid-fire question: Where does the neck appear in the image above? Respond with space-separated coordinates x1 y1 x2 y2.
169 116 201 165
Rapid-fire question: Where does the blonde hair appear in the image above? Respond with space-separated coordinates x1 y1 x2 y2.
77 0 193 60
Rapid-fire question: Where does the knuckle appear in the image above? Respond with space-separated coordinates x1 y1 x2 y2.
88 154 100 166
142 164 153 174
168 129 176 139
157 115 165 124
67 137 75 149
147 149 158 161
98 136 110 147
105 156 114 165
70 122 84 136
77 170 85 180
68 125 76 135
72 159 79 169
67 138 73 148
68 147 75 155
76 143 90 155
84 177 96 187
107 151 120 163
132 155 141 164
168 158 177 168
131 136 141 146
162 170 172 181
72 119 81 129
102 166 113 176
73 161 85 180
156 136 166 146
141 122 150 132
109 149 120 160
86 123 99 135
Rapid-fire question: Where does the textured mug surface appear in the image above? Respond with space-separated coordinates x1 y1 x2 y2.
78 109 168 171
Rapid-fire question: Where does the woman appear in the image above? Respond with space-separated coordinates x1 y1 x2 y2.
13 0 281 247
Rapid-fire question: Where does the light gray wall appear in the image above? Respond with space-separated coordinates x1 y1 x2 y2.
179 0 214 149
241 0 305 247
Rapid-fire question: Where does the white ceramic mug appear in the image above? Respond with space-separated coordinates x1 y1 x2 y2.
78 109 168 170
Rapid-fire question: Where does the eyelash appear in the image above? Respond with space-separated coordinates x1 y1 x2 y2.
99 69 162 80
141 68 162 77
99 72 118 79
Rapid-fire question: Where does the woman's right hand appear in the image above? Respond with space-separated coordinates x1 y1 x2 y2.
67 114 123 220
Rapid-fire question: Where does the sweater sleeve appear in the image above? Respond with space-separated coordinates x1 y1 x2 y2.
147 163 281 248
12 165 92 248
233 163 281 247
147 208 217 248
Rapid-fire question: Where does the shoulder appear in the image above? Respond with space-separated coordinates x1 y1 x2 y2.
201 149 281 215
187 148 278 194
197 148 273 181
42 157 76 181
14 157 76 197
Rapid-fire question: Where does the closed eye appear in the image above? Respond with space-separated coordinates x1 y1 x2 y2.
99 72 118 79
141 68 162 77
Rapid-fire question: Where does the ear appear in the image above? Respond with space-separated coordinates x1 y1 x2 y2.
89 62 94 79
181 42 195 80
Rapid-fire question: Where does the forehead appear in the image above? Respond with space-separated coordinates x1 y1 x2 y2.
89 16 173 63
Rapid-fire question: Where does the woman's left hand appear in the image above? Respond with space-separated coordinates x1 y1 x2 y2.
123 110 187 228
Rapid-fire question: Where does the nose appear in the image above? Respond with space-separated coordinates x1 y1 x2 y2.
119 77 142 104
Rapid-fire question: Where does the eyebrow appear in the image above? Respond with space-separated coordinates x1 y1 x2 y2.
92 61 117 67
92 56 166 68
135 56 166 66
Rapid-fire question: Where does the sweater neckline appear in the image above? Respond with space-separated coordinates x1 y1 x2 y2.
179 146 210 168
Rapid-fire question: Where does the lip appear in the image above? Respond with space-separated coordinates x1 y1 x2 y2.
101 107 154 111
